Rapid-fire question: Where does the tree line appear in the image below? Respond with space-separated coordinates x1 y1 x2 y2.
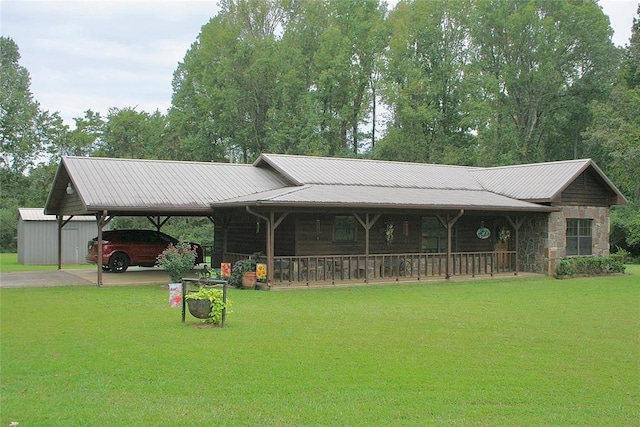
1 0 638 255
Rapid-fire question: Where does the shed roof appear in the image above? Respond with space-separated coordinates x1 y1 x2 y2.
18 208 96 222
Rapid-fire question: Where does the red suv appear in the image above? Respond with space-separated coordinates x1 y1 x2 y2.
86 229 204 273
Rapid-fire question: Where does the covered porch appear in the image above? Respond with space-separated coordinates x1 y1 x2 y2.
226 250 517 287
214 207 535 288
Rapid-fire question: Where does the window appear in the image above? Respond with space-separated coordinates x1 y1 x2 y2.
421 217 447 253
566 219 592 256
333 216 356 242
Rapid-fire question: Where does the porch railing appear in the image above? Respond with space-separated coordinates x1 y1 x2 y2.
224 251 516 285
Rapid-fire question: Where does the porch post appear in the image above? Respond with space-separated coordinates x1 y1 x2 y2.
246 207 288 288
57 215 63 270
271 212 288 287
56 215 76 270
506 216 525 276
96 211 113 286
267 211 273 287
354 213 381 284
445 210 464 279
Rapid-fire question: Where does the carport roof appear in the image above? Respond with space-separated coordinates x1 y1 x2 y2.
44 157 291 216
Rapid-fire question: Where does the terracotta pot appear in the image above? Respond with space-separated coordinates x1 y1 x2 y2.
242 272 257 289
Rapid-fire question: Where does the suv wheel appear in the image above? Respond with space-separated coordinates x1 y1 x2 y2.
109 253 130 273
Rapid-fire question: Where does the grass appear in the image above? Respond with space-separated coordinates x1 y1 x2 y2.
0 253 215 273
1 267 638 425
0 253 90 272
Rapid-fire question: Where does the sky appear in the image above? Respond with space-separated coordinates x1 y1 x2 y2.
1 0 638 128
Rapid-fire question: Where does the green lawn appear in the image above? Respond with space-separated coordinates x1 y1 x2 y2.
0 253 90 272
1 269 638 425
0 253 214 272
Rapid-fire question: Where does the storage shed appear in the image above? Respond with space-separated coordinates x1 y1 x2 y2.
17 208 104 265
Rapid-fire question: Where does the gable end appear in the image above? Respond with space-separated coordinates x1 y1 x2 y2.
559 168 618 206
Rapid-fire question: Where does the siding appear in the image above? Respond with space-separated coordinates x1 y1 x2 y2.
17 209 102 265
560 170 615 206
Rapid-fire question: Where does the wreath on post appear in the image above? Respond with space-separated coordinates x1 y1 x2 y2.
384 220 394 247
499 226 511 242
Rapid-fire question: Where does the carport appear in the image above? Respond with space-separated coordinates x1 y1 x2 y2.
44 156 287 285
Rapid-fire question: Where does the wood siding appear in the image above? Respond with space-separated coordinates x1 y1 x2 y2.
560 169 616 206
215 212 522 259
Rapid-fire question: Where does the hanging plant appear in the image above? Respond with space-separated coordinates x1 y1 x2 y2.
385 220 394 246
499 226 511 242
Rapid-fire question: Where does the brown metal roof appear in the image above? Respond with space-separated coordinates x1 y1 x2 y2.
213 184 556 212
470 158 627 203
45 157 289 215
256 154 483 190
45 154 625 217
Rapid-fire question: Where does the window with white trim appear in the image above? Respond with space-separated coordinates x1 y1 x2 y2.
566 218 592 256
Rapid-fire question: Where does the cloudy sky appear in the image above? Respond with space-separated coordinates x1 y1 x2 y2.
1 0 638 127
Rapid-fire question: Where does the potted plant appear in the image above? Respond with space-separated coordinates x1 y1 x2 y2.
229 254 259 289
157 242 197 283
184 286 229 325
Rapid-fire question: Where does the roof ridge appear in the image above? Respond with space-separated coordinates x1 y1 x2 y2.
261 153 471 169
64 156 252 167
472 158 591 171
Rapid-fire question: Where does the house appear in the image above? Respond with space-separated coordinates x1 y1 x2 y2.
17 208 106 265
44 154 627 286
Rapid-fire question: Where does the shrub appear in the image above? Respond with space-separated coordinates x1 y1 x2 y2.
156 242 197 282
556 256 626 278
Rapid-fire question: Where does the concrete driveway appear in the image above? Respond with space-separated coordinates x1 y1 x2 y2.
0 267 189 288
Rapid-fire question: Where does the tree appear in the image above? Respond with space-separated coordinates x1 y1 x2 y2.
470 0 616 165
47 110 104 162
171 0 287 163
0 37 43 174
97 107 168 159
376 0 475 164
583 5 640 203
312 0 387 154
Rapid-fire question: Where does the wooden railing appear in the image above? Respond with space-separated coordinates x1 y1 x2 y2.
263 251 516 285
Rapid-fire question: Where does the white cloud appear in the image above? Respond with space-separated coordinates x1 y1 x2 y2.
2 0 218 125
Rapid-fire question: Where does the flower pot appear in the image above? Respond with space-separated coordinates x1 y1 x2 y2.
186 298 212 319
242 272 257 289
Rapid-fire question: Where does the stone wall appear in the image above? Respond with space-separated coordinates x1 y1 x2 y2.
517 206 610 275
518 214 548 274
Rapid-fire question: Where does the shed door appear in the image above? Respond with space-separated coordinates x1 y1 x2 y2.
62 228 80 264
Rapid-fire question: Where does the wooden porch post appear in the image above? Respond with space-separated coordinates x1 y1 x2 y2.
506 216 525 276
269 212 288 287
96 211 113 286
57 215 63 270
56 214 76 270
445 210 464 279
246 207 288 288
354 213 381 284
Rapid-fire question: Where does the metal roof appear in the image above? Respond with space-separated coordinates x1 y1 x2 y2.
470 158 627 203
256 154 482 190
44 154 626 217
45 157 289 215
213 184 556 212
18 208 96 221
